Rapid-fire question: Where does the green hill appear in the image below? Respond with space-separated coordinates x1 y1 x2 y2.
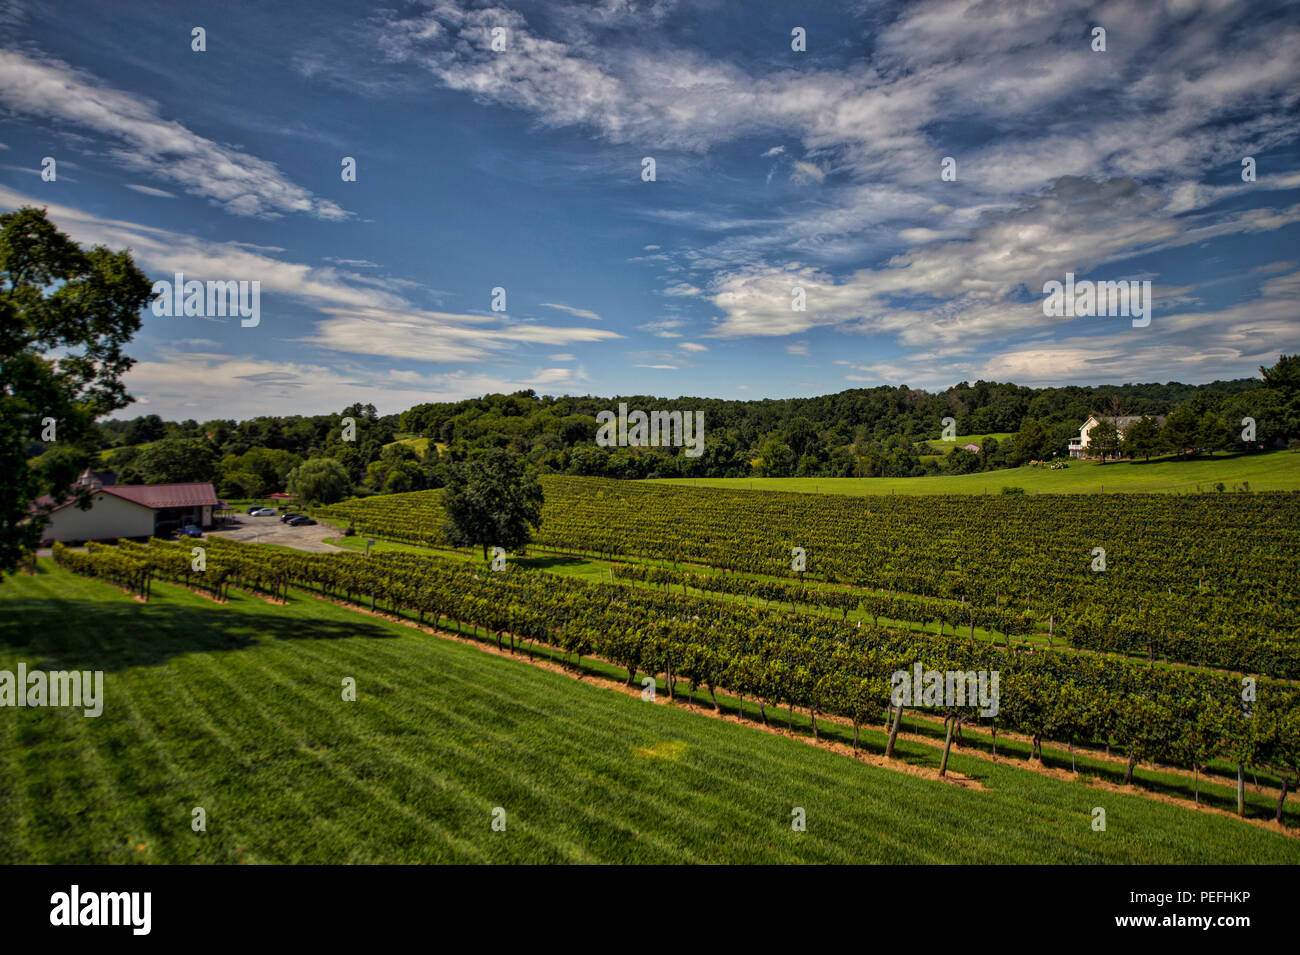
654 449 1300 495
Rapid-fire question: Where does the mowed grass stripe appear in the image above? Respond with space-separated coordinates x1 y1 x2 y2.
71 613 221 864
108 674 251 864
199 600 1300 863
157 648 437 864
255 655 644 864
175 595 1268 862
177 630 493 863
1 564 1297 863
268 607 952 863
123 662 373 864
0 695 23 863
142 650 378 864
249 607 738 863
193 592 598 863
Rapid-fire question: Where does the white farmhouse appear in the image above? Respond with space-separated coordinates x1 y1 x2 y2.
1069 414 1164 458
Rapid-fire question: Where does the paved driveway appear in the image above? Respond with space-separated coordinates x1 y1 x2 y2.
204 514 345 553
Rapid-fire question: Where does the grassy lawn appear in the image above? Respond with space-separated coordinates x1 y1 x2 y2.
653 449 1300 496
2 563 1297 863
383 435 442 458
920 432 1015 461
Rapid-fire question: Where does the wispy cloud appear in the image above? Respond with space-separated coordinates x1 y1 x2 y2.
540 302 601 320
123 351 592 418
790 160 825 185
124 183 174 198
371 0 1300 375
637 319 685 338
0 186 620 364
0 50 349 219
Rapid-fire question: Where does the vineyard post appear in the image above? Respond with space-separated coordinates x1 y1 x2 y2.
939 715 955 776
886 703 904 758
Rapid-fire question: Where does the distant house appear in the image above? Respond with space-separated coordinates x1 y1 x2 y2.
36 474 219 543
1069 414 1165 458
961 443 981 452
78 468 118 488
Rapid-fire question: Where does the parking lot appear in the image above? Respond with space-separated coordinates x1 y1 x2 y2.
204 512 345 552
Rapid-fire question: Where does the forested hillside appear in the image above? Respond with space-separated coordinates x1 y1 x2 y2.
31 357 1300 496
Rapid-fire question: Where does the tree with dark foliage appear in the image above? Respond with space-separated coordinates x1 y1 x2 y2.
0 207 151 577
442 449 543 561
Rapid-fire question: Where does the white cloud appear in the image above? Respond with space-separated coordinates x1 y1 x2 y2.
0 50 348 219
704 177 1300 348
117 352 592 419
790 161 825 184
124 184 175 198
0 186 621 364
679 341 707 352
540 302 601 320
662 282 701 296
325 257 382 268
637 319 685 338
839 267 1300 390
371 0 1300 368
303 306 617 362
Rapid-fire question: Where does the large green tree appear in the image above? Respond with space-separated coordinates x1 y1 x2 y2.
286 457 352 505
753 438 795 477
1120 415 1162 461
1260 353 1300 441
134 437 219 484
1 206 151 575
441 449 544 560
218 446 301 497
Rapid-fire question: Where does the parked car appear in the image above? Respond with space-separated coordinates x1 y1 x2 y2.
287 516 317 526
245 505 261 515
180 524 203 538
250 507 277 516
279 512 303 523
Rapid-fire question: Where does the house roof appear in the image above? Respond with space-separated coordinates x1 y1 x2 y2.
36 482 220 516
102 483 219 509
1085 414 1166 429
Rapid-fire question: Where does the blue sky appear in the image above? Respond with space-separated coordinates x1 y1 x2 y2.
2 0 1298 419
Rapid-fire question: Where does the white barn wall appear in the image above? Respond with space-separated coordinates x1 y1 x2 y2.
41 491 155 543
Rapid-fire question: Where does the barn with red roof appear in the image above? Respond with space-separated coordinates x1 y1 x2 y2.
36 470 219 544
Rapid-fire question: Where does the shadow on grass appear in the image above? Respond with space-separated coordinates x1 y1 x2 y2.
517 555 588 571
0 593 397 673
1100 450 1256 467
